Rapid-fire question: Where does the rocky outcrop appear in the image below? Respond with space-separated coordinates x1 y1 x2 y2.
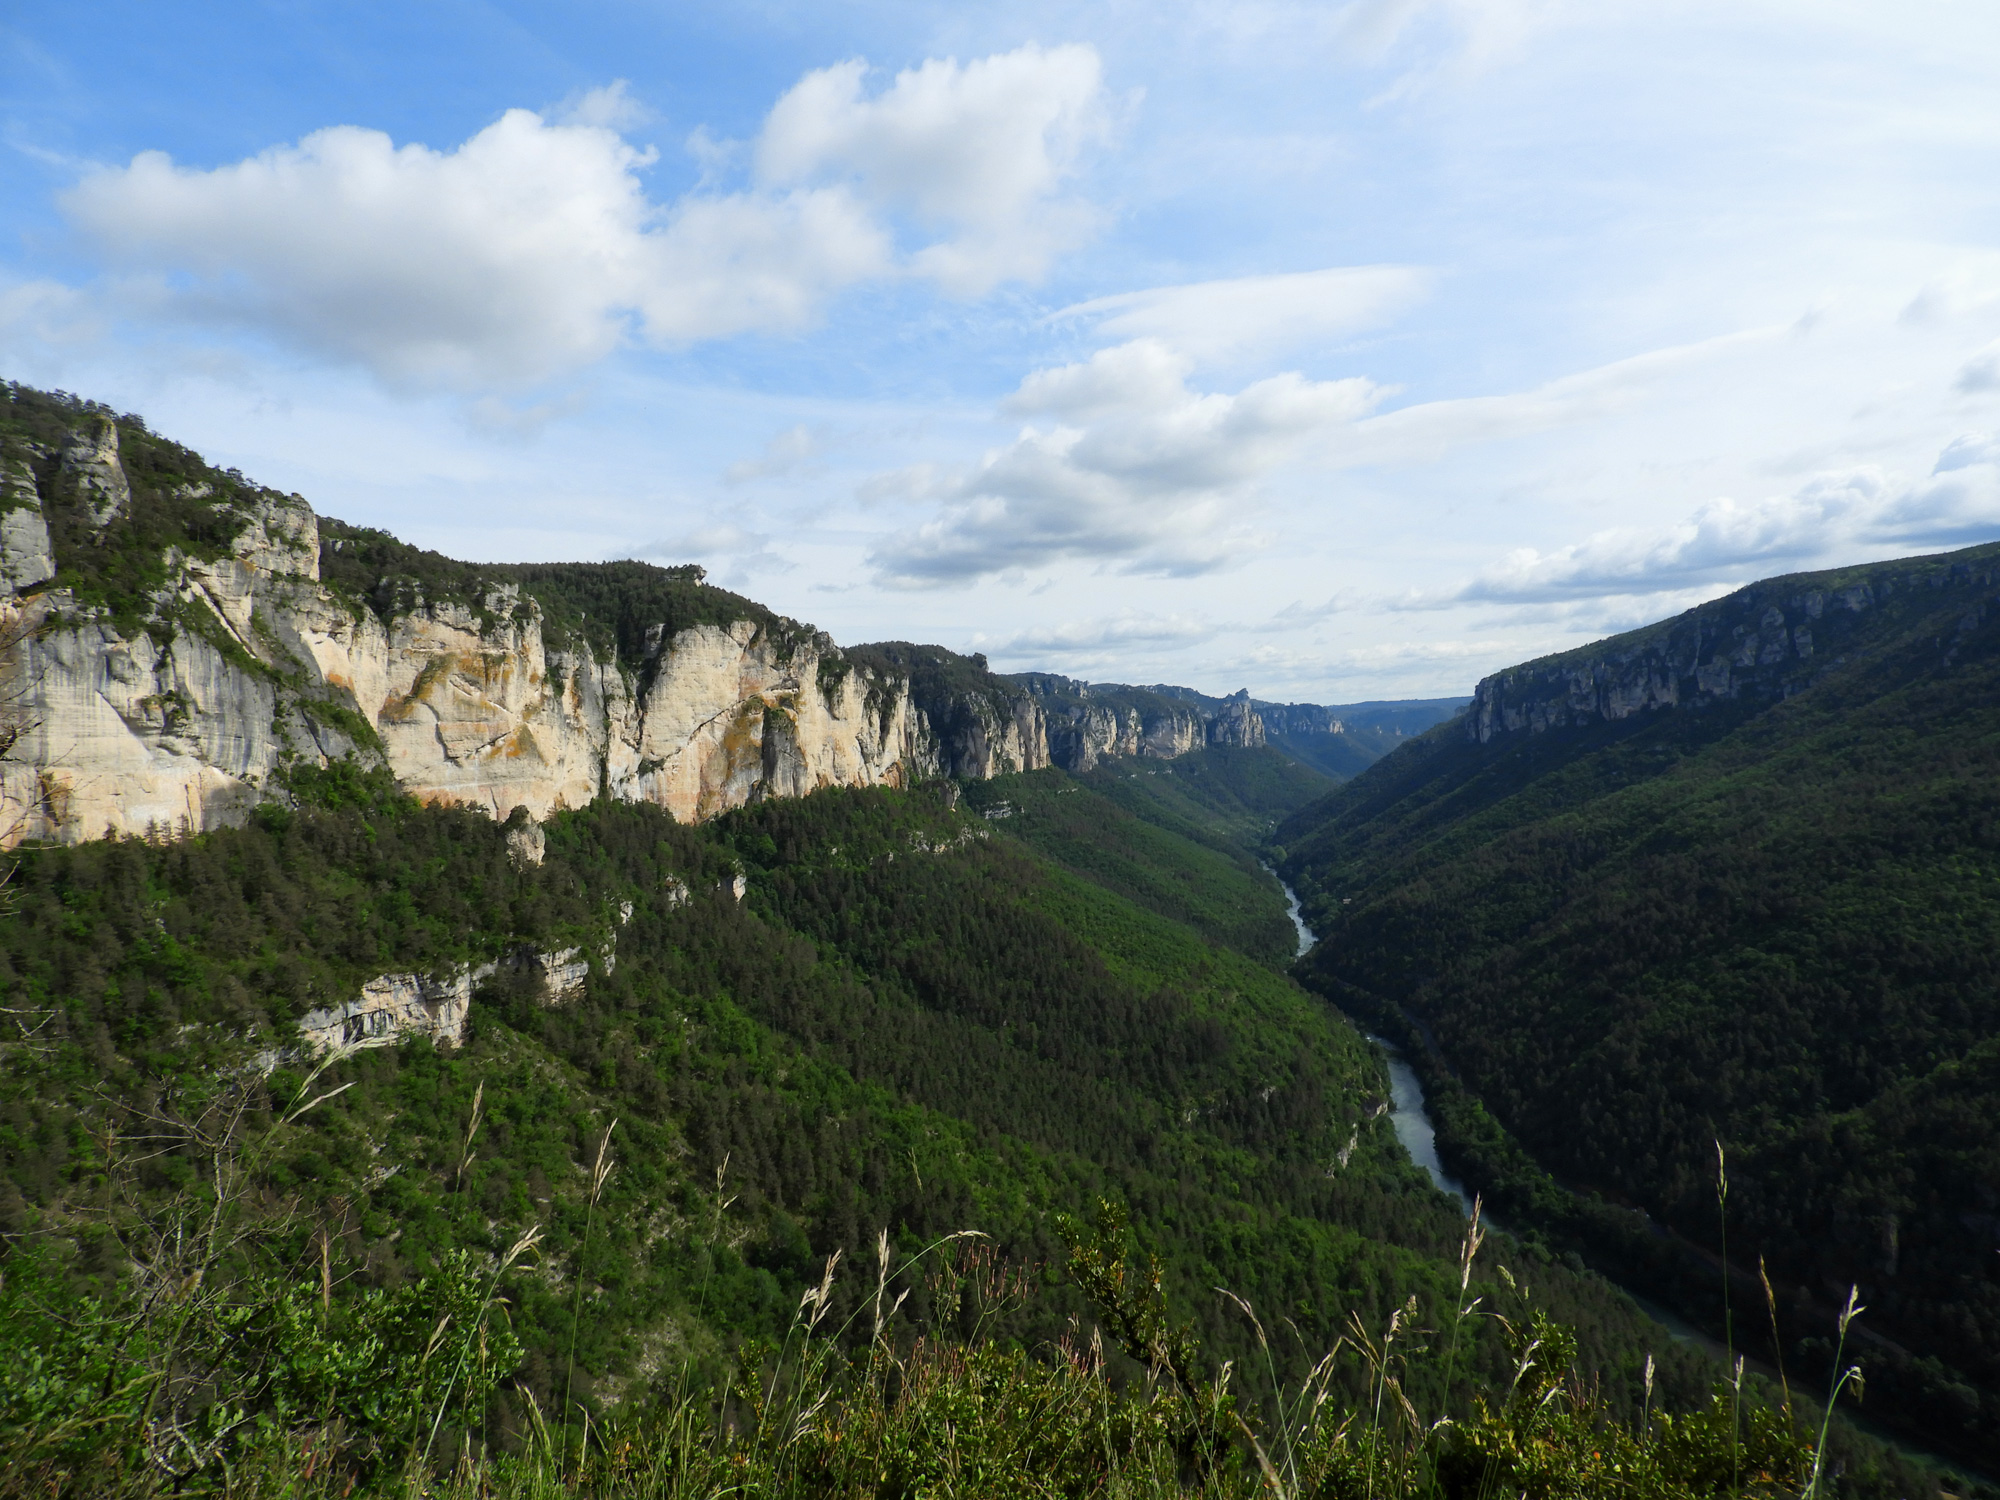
512 945 590 1004
1206 690 1265 748
63 418 130 528
611 621 932 821
295 935 608 1054
1255 702 1346 739
1464 550 2000 745
852 644 1050 779
2 483 372 845
1 459 54 595
298 966 488 1053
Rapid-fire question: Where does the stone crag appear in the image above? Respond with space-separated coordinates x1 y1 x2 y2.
1011 674 1264 773
1 395 1272 846
1461 548 2000 746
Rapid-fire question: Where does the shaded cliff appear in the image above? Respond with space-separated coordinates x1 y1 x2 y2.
1456 551 1996 745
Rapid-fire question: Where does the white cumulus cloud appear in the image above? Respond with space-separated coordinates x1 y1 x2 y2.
757 43 1108 295
981 610 1218 658
868 339 1382 586
56 46 1109 388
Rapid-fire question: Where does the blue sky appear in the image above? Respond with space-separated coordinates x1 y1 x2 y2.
8 1 2000 701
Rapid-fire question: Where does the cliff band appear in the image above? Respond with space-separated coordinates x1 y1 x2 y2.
0 392 1270 845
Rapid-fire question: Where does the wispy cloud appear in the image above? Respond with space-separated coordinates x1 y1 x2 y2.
976 609 1218 658
639 520 793 577
1054 265 1430 364
1954 339 2000 393
725 424 822 484
1346 323 1787 465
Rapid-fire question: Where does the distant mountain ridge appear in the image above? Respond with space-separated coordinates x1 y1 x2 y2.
1009 672 1467 781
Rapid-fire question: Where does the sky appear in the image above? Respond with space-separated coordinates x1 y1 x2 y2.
7 1 2000 703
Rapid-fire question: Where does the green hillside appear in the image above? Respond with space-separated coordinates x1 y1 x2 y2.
958 747 1331 965
4 763 1955 1495
3 757 1824 1494
1278 541 2000 1473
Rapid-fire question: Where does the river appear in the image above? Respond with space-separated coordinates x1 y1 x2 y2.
1273 872 1475 1215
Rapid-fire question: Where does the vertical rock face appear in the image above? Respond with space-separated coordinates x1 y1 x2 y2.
845 643 1050 780
1205 690 1265 748
1255 703 1344 738
2 475 368 845
611 622 931 822
1015 674 1265 771
1 459 54 594
1462 553 2000 745
1 393 1290 846
361 584 607 821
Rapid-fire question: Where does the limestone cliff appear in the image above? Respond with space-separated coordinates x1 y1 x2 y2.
1463 548 2000 745
0 390 949 843
848 643 1052 778
1010 674 1266 772
0 387 1290 845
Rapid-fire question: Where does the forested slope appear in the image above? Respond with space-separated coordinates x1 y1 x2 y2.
1278 540 2000 1471
3 753 1801 1488
955 746 1331 965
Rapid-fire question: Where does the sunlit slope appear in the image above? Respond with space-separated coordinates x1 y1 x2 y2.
1 771 1484 1408
960 747 1331 965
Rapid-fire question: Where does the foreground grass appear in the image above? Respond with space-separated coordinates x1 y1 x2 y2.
4 1196 1836 1500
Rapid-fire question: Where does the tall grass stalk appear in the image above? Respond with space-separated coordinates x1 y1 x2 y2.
693 1152 734 1324
418 1222 544 1470
1804 1286 1867 1500
1760 1256 1793 1425
1716 1138 1739 1492
563 1118 617 1473
453 1081 484 1203
1434 1197 1484 1424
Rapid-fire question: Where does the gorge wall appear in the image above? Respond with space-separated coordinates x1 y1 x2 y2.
1462 547 2000 746
0 392 1272 846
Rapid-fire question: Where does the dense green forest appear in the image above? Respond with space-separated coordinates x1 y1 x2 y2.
1279 542 2000 1476
955 747 1331 965
2 754 1955 1495
3 748 1839 1494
